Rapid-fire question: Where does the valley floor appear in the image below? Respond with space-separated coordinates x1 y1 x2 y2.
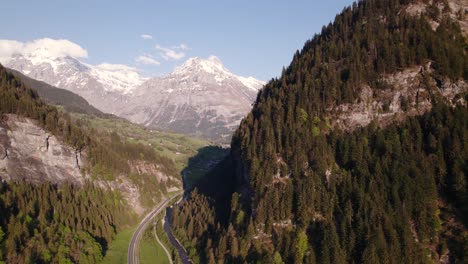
100 224 171 264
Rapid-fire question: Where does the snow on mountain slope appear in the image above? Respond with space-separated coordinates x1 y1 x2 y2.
171 56 264 91
121 57 265 141
4 45 264 141
238 76 265 91
4 45 146 114
88 63 146 94
4 44 146 94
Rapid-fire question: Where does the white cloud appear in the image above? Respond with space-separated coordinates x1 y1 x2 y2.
0 38 88 63
179 43 190 50
155 45 186 61
135 55 160 65
0 40 23 63
171 43 190 51
140 34 153 40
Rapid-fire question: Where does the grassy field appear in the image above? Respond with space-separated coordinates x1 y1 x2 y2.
100 224 171 264
140 224 171 264
100 226 135 264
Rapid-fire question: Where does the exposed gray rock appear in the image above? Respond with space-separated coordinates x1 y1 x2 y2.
0 114 181 215
0 114 87 184
330 64 467 131
119 56 263 141
405 0 468 35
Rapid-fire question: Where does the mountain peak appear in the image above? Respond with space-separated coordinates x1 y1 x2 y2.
174 56 229 76
23 46 54 59
207 55 223 65
171 56 264 91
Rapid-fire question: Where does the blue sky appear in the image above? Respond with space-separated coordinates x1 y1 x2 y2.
2 0 354 80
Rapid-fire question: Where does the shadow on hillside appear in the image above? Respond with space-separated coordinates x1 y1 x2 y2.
182 146 239 223
181 145 229 191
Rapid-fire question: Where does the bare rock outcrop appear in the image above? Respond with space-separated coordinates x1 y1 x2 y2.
330 64 467 132
405 0 468 36
0 114 183 215
0 114 87 184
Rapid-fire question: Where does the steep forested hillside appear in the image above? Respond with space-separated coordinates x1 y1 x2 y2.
0 183 133 263
0 63 178 190
0 63 181 262
7 68 105 116
171 0 468 263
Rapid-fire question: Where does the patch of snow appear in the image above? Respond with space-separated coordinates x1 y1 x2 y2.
6 52 146 95
87 63 147 94
173 56 229 76
172 56 264 91
215 75 227 84
238 76 265 91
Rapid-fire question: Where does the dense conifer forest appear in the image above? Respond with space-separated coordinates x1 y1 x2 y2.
170 0 468 263
0 182 133 263
173 104 467 263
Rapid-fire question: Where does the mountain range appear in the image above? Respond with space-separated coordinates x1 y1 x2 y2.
4 52 264 141
120 56 263 140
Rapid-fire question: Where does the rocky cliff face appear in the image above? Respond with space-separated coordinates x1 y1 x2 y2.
0 114 181 215
405 0 467 34
329 63 467 131
0 114 86 184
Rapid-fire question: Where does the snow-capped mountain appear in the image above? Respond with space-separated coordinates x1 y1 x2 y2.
4 48 146 114
170 56 263 92
5 51 264 141
121 56 264 141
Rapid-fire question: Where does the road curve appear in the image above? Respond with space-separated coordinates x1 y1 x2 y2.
128 192 182 264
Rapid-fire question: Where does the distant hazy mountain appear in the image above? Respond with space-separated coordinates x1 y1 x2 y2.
121 56 264 141
5 51 264 141
6 68 104 116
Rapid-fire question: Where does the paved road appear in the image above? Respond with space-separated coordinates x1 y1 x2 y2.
128 193 182 264
164 205 192 264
